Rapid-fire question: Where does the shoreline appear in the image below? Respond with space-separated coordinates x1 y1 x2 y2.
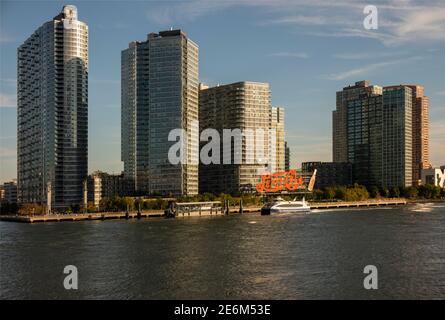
1 199 443 224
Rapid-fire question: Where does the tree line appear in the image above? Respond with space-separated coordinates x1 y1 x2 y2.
1 184 444 215
311 184 445 201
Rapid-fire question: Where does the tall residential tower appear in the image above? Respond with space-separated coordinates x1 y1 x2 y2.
332 80 430 188
271 107 286 173
332 81 382 163
17 5 88 208
199 81 272 194
121 30 199 196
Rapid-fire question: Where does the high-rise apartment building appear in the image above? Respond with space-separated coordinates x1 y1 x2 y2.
17 5 88 208
121 30 199 196
347 93 383 186
285 141 290 171
332 81 382 163
199 81 271 194
271 107 285 172
382 86 413 188
333 81 429 188
407 85 430 185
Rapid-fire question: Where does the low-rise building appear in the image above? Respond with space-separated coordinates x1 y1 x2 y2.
87 171 132 208
0 180 18 204
301 162 352 189
421 166 445 187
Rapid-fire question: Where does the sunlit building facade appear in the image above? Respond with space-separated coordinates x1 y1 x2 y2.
271 107 286 173
199 81 271 194
382 86 413 188
17 5 88 208
407 85 430 185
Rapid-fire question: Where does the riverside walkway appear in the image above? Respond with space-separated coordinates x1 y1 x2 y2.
0 199 408 223
309 199 407 209
0 211 164 223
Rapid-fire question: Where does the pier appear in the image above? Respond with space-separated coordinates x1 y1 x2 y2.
0 211 164 223
0 199 409 223
309 199 407 209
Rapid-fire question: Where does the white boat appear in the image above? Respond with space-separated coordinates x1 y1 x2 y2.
261 197 311 215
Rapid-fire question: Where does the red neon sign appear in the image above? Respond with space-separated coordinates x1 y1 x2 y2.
256 170 304 193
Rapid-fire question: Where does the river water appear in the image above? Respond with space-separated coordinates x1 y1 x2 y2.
1 203 444 299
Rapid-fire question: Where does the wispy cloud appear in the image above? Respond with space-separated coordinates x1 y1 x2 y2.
333 51 407 60
0 78 16 84
0 33 16 44
268 52 309 59
0 147 16 158
146 0 234 25
0 93 16 108
264 14 339 26
390 7 445 44
321 56 423 81
146 1 445 46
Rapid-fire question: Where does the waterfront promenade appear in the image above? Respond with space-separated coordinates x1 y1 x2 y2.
0 211 164 223
0 199 410 223
309 198 407 209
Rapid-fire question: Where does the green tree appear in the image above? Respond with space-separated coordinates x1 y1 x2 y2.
431 186 441 199
403 186 418 199
334 186 347 200
323 187 335 200
369 186 380 198
389 187 400 198
380 187 389 198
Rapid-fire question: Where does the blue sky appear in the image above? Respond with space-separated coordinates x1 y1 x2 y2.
1 0 444 182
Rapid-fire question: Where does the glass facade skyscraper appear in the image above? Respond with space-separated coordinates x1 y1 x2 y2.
17 5 88 208
347 94 383 186
382 86 413 188
333 81 382 163
334 81 428 188
121 30 199 196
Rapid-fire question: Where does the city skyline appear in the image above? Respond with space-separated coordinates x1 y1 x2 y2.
1 0 445 183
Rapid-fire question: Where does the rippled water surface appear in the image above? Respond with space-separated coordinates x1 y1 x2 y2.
1 203 445 299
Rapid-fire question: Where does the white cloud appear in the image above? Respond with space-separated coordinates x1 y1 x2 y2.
268 52 309 59
265 15 334 26
0 94 16 108
0 34 15 43
321 56 423 81
146 1 445 46
391 8 445 44
333 51 407 60
0 78 16 84
0 147 16 158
